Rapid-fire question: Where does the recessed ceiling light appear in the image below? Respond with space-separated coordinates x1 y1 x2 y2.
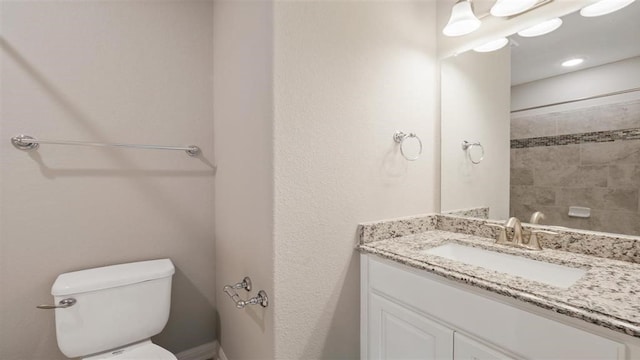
491 0 538 17
580 0 636 17
517 18 563 37
561 58 584 67
473 38 509 53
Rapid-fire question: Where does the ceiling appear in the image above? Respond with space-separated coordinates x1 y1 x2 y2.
510 0 640 85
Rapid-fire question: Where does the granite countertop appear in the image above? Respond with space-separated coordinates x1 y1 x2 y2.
358 229 640 338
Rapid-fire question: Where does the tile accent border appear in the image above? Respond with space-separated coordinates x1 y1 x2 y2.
511 128 640 149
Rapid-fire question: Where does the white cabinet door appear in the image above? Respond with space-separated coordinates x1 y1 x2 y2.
369 293 454 360
454 333 515 360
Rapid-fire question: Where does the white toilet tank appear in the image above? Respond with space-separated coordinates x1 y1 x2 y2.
51 259 175 358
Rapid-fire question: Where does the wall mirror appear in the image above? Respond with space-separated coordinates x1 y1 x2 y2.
440 0 640 237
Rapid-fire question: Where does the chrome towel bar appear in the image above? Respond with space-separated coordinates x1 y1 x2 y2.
11 134 200 157
223 276 268 309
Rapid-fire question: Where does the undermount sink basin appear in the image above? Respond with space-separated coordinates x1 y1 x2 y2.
423 243 587 289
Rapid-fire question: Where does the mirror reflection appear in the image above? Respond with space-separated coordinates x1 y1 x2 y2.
441 1 640 236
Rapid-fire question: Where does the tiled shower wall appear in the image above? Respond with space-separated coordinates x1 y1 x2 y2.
510 99 640 235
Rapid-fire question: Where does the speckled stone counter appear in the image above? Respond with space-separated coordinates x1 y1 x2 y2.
357 214 640 338
359 213 640 263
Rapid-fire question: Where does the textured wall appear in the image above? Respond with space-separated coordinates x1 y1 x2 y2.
0 1 215 358
272 2 438 358
510 99 640 235
213 1 275 359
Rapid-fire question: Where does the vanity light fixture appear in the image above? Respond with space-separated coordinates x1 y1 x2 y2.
443 0 481 37
473 38 509 52
490 0 538 17
580 0 636 17
517 18 563 37
561 58 584 67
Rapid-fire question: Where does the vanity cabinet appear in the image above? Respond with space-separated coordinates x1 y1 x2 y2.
361 254 626 360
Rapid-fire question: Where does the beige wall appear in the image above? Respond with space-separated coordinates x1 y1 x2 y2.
441 48 511 220
272 2 438 358
0 1 216 359
213 1 275 359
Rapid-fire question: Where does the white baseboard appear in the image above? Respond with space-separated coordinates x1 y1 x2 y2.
175 341 217 360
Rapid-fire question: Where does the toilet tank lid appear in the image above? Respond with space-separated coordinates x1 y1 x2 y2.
51 259 175 296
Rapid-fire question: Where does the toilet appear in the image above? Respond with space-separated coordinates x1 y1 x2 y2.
47 259 177 359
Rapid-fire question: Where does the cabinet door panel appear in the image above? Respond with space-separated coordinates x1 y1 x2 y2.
370 293 454 360
454 333 515 360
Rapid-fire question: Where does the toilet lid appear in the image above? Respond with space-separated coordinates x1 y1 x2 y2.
84 341 177 360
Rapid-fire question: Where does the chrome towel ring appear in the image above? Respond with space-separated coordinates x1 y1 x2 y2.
393 131 423 161
462 140 484 164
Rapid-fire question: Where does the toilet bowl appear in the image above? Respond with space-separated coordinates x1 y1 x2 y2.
46 259 177 359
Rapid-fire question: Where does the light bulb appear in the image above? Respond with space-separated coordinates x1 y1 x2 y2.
517 18 563 37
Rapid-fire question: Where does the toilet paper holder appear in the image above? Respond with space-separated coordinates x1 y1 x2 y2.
223 276 268 309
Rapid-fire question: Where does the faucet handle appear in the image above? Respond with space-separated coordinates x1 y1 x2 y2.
525 229 558 251
486 223 509 245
